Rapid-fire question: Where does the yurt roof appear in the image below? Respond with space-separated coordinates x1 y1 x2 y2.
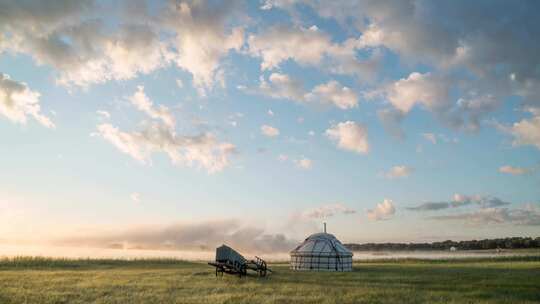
290 232 352 256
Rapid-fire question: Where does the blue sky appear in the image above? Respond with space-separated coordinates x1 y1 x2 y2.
0 0 539 252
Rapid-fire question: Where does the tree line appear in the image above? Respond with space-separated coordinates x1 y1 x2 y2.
344 237 540 251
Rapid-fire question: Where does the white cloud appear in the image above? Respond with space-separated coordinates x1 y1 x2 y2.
248 26 331 70
380 72 501 131
367 199 396 221
295 157 312 169
295 0 540 94
258 73 306 102
387 72 450 113
252 73 358 111
301 203 356 219
96 110 111 119
0 73 54 128
499 165 529 176
429 204 540 226
247 25 380 80
503 110 540 150
267 109 274 116
325 121 369 154
384 165 413 179
3 19 170 87
306 80 358 110
96 122 235 174
261 124 280 137
163 1 245 94
0 1 244 92
130 192 141 202
407 194 510 211
455 94 500 131
129 86 175 129
285 1 540 130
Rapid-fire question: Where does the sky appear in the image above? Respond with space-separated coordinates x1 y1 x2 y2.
1 0 539 253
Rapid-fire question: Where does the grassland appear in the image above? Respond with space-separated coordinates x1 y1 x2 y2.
0 256 539 303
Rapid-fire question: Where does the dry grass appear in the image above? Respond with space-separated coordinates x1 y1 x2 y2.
0 256 539 303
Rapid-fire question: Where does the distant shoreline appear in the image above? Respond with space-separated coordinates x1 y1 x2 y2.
1 244 540 263
345 236 540 252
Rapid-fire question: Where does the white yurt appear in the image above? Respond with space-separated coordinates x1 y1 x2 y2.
290 225 353 271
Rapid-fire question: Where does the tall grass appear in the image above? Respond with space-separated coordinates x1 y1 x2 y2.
0 256 193 269
0 256 539 303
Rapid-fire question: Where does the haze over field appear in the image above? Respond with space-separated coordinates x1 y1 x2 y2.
1 0 540 257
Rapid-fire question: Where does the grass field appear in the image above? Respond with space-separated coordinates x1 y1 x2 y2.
0 256 539 303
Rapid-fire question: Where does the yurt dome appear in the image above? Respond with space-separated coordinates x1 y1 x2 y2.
290 231 353 271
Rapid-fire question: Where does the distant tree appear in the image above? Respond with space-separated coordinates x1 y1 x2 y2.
344 236 540 251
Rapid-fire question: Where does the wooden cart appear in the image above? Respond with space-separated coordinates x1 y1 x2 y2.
208 245 271 277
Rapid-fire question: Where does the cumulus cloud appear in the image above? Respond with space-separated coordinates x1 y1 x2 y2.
499 165 530 176
162 0 245 94
0 0 244 92
95 122 235 173
429 204 540 226
383 165 413 179
407 194 510 211
247 25 380 80
129 86 175 129
265 1 540 131
301 203 356 219
247 73 359 110
379 72 503 131
367 199 395 221
387 72 450 114
261 124 280 137
295 157 312 169
454 94 501 131
293 0 540 96
499 108 540 150
257 73 306 102
2 13 170 87
93 82 236 173
277 154 312 170
0 73 54 128
325 121 369 154
248 25 330 70
376 72 490 133
54 219 298 253
305 80 358 110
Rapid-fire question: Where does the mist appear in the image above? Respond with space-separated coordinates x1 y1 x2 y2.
52 219 298 254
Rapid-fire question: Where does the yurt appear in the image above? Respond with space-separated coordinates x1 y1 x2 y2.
290 225 353 271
